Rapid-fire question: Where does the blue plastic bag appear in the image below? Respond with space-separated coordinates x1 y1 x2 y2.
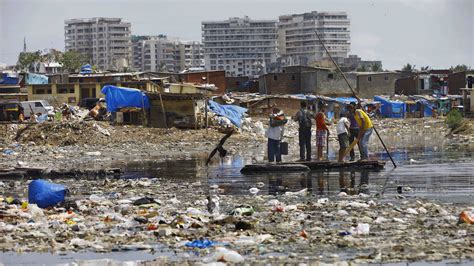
28 179 67 208
185 239 216 248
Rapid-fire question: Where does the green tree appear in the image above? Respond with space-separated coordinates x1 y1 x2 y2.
357 64 368 72
59 50 88 72
17 51 41 70
450 64 470 72
402 63 416 71
420 65 431 71
371 62 382 72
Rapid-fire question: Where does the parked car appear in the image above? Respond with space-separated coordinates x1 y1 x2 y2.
79 98 101 110
20 100 54 119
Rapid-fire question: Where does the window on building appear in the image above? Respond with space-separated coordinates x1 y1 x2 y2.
328 73 334 79
292 75 296 81
58 86 75 94
368 76 372 82
384 76 389 81
273 75 277 81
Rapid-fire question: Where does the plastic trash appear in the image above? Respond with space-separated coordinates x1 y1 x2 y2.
205 247 245 263
28 179 67 208
185 239 216 248
89 194 106 203
249 187 260 195
231 205 255 216
458 211 474 225
133 196 158 206
351 223 370 235
3 149 15 155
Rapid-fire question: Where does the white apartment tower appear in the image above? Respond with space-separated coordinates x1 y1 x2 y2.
132 36 205 72
278 11 350 66
202 17 278 77
65 18 132 71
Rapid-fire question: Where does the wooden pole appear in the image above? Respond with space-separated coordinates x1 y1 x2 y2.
158 92 168 132
314 30 397 168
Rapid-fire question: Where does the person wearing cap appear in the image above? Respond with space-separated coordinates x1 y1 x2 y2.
265 108 287 163
347 103 360 161
349 104 374 161
315 103 330 161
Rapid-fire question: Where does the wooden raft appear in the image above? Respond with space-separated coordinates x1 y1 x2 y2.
289 160 386 171
240 160 385 174
240 164 310 174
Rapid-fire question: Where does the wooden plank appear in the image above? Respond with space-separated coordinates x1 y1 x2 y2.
287 160 385 171
241 163 310 174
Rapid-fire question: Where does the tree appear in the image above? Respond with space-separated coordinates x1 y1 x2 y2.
371 62 382 72
450 64 470 73
357 64 368 72
402 63 416 71
17 51 41 71
59 50 88 72
420 65 431 71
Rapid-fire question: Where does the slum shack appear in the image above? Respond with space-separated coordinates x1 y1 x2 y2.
0 101 21 122
234 95 305 117
147 93 205 129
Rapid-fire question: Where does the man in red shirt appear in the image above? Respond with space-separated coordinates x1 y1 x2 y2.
316 103 330 160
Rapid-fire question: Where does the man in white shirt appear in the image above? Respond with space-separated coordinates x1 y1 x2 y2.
337 112 350 162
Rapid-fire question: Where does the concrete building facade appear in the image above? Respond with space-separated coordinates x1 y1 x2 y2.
202 16 279 77
278 11 350 66
65 18 132 71
356 72 400 98
132 36 205 73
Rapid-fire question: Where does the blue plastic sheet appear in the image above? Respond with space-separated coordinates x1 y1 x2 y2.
28 179 67 208
374 96 406 118
80 64 92 74
26 73 48 85
101 85 150 112
0 73 20 85
207 100 247 128
185 239 216 248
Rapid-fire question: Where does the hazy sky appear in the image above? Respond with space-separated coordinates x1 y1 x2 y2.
0 0 472 70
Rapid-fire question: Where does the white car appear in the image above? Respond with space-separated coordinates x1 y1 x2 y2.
21 100 54 119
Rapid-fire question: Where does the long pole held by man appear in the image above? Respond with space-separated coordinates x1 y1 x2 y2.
314 30 397 168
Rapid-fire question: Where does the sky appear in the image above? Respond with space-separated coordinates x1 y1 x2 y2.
0 0 473 70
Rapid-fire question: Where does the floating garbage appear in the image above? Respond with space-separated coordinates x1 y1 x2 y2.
185 239 216 249
458 211 474 225
28 179 67 208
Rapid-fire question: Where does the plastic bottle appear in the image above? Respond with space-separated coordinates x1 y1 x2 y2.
458 211 474 224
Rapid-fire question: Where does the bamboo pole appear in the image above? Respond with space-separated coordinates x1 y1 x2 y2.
314 30 397 168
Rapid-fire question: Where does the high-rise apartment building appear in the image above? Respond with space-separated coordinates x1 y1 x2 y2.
278 11 350 66
202 17 278 77
132 36 204 73
65 17 132 71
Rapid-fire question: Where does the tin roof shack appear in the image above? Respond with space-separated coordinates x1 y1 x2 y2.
448 70 474 95
168 83 217 94
357 72 400 98
235 95 304 117
27 72 164 106
226 77 259 93
147 93 205 128
395 73 432 95
178 70 226 95
259 66 356 96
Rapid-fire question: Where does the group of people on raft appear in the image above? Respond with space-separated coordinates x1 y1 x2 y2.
264 101 374 163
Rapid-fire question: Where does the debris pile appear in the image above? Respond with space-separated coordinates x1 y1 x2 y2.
0 177 473 264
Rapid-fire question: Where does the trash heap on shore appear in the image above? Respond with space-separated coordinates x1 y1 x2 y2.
0 177 473 264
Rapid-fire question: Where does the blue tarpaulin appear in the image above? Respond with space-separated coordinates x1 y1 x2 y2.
80 64 92 74
0 73 21 85
208 100 247 128
28 179 67 208
333 97 358 104
101 85 150 112
26 73 48 84
374 96 406 118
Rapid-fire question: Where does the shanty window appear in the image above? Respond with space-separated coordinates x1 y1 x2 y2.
367 76 372 82
328 73 334 79
385 76 389 81
292 75 296 81
57 86 75 94
273 75 277 81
